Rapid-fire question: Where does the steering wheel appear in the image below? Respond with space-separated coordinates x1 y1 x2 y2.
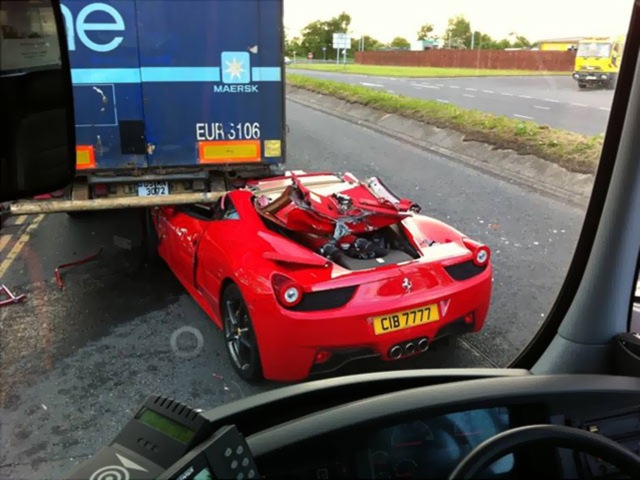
448 424 640 479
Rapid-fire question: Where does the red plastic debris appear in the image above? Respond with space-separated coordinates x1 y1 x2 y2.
33 189 65 200
0 285 26 307
55 247 103 289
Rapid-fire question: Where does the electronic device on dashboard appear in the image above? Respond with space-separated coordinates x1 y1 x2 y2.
65 395 260 480
157 425 259 480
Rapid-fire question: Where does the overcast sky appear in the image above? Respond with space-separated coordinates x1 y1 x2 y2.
284 0 633 43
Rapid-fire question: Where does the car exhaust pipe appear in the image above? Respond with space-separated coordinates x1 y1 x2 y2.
418 338 429 352
389 345 403 360
404 342 416 355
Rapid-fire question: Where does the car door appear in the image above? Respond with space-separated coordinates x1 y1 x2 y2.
158 205 208 288
194 197 242 316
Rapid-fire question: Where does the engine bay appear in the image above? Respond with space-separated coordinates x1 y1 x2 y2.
250 172 428 270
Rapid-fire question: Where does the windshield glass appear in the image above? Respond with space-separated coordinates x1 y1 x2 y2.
0 1 633 479
577 41 612 57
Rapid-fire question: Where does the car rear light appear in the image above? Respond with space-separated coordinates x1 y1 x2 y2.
462 238 490 267
473 246 490 266
314 349 332 364
272 273 303 307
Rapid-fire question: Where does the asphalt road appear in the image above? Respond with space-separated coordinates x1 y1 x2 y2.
1 100 592 479
290 69 614 135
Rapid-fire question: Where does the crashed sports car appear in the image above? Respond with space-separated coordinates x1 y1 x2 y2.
152 172 492 381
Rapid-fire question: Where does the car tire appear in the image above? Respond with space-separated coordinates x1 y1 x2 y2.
222 283 263 382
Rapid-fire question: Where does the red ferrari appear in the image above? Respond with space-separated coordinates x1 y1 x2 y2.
152 172 492 381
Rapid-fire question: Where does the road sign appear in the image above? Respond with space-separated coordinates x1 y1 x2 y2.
332 33 351 49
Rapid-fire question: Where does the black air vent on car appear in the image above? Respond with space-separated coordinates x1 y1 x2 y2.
444 261 487 281
290 286 358 312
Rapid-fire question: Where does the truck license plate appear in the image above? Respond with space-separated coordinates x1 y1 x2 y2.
137 181 169 196
586 75 597 80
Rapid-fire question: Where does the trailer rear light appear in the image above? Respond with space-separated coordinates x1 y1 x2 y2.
198 140 261 164
93 184 108 197
272 273 303 308
76 146 95 170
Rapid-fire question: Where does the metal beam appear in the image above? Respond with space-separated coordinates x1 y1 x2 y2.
9 192 226 215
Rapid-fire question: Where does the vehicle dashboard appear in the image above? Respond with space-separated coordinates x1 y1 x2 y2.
63 373 640 480
249 376 640 480
257 405 537 479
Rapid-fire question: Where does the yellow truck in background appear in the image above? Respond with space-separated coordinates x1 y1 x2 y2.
572 35 626 89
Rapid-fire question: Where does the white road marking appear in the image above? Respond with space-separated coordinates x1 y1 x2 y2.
435 83 445 87
534 105 551 110
482 89 494 93
0 215 44 278
387 90 395 93
514 114 534 120
501 92 514 96
412 83 439 89
436 99 450 103
599 106 611 111
465 88 477 91
463 94 475 98
543 98 560 103
360 82 384 87
519 95 532 99
449 86 461 89
571 103 588 107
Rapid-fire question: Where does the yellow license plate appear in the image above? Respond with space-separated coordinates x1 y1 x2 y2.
373 304 440 335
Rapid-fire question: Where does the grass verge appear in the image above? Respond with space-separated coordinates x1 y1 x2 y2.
287 73 601 174
287 64 570 77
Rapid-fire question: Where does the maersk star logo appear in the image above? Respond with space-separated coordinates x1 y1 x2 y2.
221 51 250 84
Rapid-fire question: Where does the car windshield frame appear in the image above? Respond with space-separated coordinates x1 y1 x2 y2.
577 42 612 58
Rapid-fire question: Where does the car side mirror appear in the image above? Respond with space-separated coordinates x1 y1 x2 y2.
0 0 76 202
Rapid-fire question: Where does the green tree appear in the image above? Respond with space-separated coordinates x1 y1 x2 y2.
389 36 410 49
475 32 495 49
513 35 532 48
416 23 434 41
285 35 302 56
299 12 352 58
352 35 384 51
445 15 472 48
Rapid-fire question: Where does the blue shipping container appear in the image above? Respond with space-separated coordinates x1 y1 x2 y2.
60 0 285 173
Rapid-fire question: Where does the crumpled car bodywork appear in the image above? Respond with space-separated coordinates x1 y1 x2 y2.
153 171 492 381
